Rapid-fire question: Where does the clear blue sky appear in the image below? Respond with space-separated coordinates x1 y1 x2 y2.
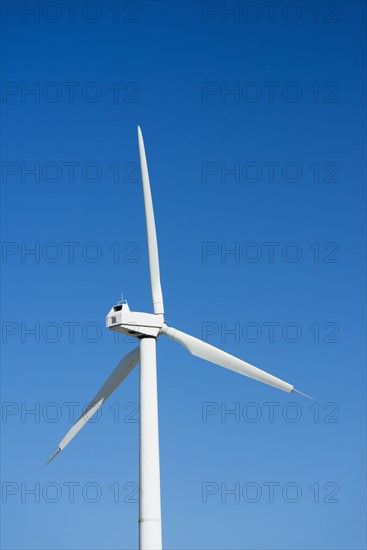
1 1 366 549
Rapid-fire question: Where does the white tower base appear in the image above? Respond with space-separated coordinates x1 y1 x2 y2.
139 337 162 550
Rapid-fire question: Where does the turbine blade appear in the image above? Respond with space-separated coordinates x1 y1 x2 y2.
137 126 164 315
162 325 294 393
47 346 140 463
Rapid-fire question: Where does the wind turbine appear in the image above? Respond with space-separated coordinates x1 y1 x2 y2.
48 127 310 550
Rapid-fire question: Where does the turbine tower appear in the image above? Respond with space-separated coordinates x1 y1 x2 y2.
48 127 310 550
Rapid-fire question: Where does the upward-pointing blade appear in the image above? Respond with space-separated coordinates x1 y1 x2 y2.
47 346 140 464
137 126 164 315
162 325 294 393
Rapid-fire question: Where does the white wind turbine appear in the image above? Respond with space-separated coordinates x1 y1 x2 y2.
48 127 311 550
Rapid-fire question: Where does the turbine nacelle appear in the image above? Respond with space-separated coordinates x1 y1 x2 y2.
106 301 164 338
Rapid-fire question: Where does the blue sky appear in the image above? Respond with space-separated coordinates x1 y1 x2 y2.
1 1 366 549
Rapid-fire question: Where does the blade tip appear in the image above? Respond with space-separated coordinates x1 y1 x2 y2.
46 448 61 465
293 388 313 400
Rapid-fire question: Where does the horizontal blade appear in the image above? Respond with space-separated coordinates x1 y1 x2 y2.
138 126 164 315
162 325 294 393
47 346 140 464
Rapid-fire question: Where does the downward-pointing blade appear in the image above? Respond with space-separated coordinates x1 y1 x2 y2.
137 126 164 315
47 346 140 464
162 325 294 393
